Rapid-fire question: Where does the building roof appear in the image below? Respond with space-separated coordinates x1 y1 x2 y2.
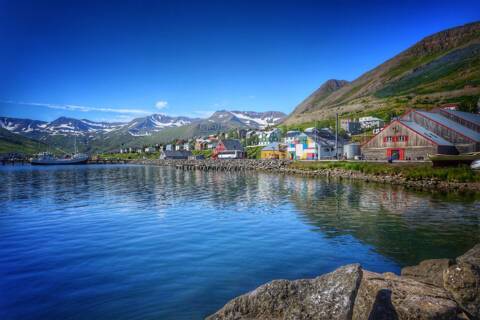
399 120 453 146
414 111 480 142
439 109 480 127
220 139 244 151
285 130 301 137
262 142 286 151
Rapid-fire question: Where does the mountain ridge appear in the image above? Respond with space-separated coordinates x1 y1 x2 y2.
0 110 286 153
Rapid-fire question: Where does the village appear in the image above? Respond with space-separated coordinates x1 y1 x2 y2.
111 105 480 164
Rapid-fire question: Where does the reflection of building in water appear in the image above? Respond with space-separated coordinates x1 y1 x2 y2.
358 188 430 215
283 176 480 266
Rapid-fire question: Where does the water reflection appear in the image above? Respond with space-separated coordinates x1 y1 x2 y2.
1 165 479 268
1 164 479 320
283 176 479 266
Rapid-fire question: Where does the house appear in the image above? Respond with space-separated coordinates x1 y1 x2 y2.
359 116 385 129
289 132 339 160
362 119 457 160
400 109 480 153
260 142 289 159
341 119 362 134
284 130 302 159
258 128 281 146
159 150 192 160
195 138 209 150
207 136 219 150
183 142 192 151
165 144 173 151
188 154 205 160
144 147 156 153
214 139 245 159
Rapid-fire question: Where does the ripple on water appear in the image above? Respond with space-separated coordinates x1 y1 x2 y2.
0 164 479 320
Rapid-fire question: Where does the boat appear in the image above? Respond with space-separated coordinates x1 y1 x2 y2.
428 152 480 167
471 159 480 170
31 152 89 165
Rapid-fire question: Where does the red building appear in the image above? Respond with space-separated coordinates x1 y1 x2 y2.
213 139 245 159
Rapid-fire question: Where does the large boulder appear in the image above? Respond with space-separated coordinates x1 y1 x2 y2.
443 244 480 319
457 244 480 267
352 270 458 320
206 264 362 320
401 259 454 287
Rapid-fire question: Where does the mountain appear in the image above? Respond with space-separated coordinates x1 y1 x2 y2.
125 114 198 136
285 21 480 125
205 110 286 129
0 116 123 137
0 110 286 153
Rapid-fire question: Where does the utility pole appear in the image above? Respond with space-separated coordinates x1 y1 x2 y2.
335 113 339 159
316 120 321 161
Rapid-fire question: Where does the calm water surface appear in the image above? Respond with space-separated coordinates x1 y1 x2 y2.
1 164 479 319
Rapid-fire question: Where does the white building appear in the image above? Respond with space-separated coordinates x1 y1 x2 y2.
359 116 385 129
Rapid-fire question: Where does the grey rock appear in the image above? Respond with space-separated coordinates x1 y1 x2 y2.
352 270 458 320
457 244 480 267
206 264 362 320
444 256 480 318
401 258 454 287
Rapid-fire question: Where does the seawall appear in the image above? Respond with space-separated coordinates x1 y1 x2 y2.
128 159 480 193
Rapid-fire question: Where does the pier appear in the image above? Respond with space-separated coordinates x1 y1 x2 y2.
87 158 130 165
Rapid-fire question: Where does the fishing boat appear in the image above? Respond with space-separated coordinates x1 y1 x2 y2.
31 152 88 165
31 136 89 165
428 152 480 167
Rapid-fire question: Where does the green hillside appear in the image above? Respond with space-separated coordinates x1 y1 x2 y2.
285 21 480 125
0 127 48 155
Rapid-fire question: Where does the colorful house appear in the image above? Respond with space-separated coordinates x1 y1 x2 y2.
260 142 289 159
284 130 302 159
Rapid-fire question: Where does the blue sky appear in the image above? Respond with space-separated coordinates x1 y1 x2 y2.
0 0 479 122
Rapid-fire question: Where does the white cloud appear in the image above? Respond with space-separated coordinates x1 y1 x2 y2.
155 100 168 110
2 100 150 115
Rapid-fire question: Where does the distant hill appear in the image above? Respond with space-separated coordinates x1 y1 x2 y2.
0 127 48 155
0 110 286 153
285 21 480 125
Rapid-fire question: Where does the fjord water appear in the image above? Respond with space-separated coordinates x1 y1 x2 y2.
1 165 479 320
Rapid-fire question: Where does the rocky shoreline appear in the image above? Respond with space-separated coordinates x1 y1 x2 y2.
207 244 480 320
129 159 480 193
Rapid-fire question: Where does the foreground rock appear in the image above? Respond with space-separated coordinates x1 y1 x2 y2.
207 264 362 320
444 244 480 319
208 244 480 320
352 270 458 320
401 259 454 287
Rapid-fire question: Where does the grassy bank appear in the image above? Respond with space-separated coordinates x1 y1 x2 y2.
289 161 480 183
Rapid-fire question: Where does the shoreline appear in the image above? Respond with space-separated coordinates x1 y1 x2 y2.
128 159 480 193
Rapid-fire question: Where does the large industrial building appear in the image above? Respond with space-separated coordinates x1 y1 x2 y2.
362 108 480 160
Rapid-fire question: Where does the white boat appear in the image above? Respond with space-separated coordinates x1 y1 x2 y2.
31 152 88 165
471 159 480 170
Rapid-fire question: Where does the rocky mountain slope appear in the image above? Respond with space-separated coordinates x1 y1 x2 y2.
285 21 480 125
